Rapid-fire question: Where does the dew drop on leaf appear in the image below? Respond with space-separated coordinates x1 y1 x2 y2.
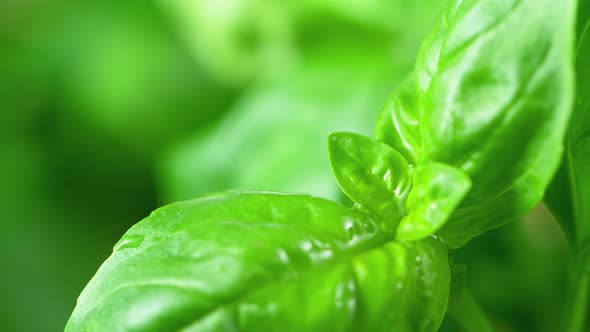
114 234 144 251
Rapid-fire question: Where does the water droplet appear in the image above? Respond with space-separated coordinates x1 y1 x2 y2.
343 218 370 244
315 250 333 260
343 219 354 231
276 248 289 263
301 241 313 251
114 234 144 251
428 202 439 211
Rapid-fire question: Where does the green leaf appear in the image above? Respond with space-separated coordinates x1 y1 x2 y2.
375 76 422 165
545 161 575 242
328 132 411 224
396 163 471 241
566 11 590 249
377 0 576 247
445 265 495 332
66 192 450 332
328 133 470 241
546 5 590 264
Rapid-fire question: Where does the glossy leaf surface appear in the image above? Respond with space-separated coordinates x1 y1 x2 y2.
377 0 576 247
328 132 470 241
546 3 590 268
396 163 471 241
67 192 451 332
328 132 410 224
376 76 422 165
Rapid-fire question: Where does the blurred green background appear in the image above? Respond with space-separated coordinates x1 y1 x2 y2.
0 0 569 331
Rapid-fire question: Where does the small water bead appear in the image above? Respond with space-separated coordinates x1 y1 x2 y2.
114 234 145 251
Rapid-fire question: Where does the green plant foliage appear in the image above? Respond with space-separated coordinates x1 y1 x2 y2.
546 1 590 269
328 132 411 224
396 163 471 241
157 0 444 203
328 132 471 241
377 0 576 247
65 0 582 331
66 192 450 332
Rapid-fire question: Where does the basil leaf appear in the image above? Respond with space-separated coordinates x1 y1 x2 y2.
67 192 451 332
375 76 422 165
396 163 471 241
328 132 470 241
328 132 411 224
377 0 576 247
545 162 576 242
546 5 590 268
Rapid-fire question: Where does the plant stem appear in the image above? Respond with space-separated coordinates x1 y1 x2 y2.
567 271 589 332
448 287 495 332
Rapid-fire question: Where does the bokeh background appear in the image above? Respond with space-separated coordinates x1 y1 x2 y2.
0 0 569 331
